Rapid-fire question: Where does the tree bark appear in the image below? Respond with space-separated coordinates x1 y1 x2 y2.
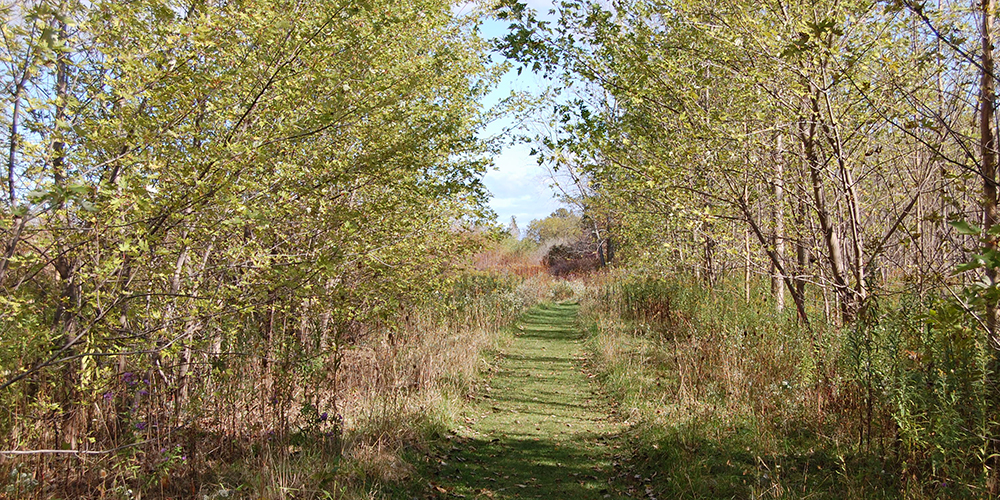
737 193 811 329
7 76 24 207
3 46 31 289
981 0 999 348
745 227 751 303
800 88 855 324
795 178 809 303
773 134 786 312
51 14 79 338
703 233 716 285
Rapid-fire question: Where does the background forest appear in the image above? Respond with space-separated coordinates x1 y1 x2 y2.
3 0 1000 498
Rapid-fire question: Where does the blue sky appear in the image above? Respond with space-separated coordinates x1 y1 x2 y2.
456 1 564 228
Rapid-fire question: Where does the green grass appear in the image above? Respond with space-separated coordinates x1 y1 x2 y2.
379 274 991 499
415 302 629 499
576 276 907 499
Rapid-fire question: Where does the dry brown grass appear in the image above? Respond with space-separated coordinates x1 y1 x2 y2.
0 275 529 499
582 274 827 440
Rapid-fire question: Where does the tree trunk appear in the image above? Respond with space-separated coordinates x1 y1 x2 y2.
819 74 868 318
980 2 1000 487
703 233 716 285
51 12 78 339
800 90 854 324
795 180 809 302
773 135 786 312
7 75 24 207
1 67 27 288
606 234 614 264
736 193 811 329
981 0 999 350
745 228 751 303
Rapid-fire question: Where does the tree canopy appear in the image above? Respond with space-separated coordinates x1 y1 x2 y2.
0 0 501 484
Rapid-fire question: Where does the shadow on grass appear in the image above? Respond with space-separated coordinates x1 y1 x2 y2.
406 301 630 499
516 304 583 337
615 425 905 500
422 432 624 500
502 354 571 364
484 396 591 414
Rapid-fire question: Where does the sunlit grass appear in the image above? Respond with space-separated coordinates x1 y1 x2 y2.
578 272 904 499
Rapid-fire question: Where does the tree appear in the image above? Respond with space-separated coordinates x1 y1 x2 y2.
0 0 499 464
495 0 997 490
525 208 582 244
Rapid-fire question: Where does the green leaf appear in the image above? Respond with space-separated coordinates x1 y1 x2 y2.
949 220 981 236
26 189 49 202
66 184 90 195
955 261 982 274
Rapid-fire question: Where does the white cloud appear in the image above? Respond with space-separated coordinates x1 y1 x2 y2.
484 143 562 224
458 0 565 225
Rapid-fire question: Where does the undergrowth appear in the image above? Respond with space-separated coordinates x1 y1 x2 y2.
579 271 992 499
0 273 572 499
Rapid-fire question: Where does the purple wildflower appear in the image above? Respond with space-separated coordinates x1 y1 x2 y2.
135 422 147 430
138 389 149 396
103 392 113 401
319 412 328 422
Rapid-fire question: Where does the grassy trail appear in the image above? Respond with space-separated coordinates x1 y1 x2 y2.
426 302 626 499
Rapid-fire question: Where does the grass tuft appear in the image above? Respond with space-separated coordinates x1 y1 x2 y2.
578 271 905 499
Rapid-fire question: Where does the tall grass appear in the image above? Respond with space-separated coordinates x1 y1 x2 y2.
0 271 538 499
579 271 907 499
582 269 1000 498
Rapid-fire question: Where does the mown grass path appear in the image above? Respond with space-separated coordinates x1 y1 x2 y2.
426 302 626 499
